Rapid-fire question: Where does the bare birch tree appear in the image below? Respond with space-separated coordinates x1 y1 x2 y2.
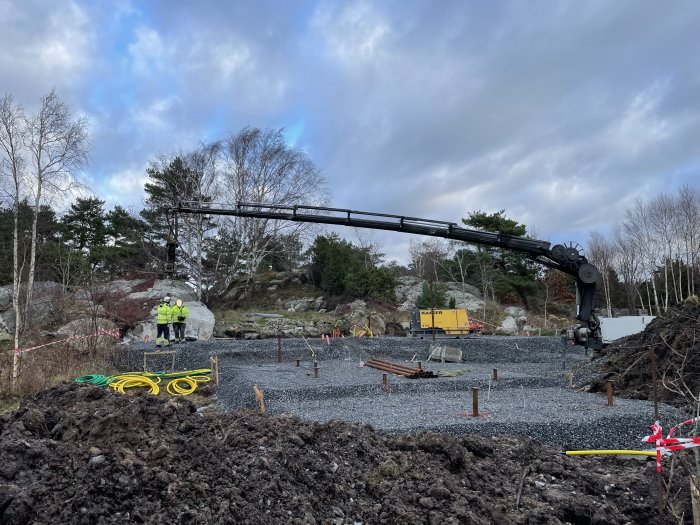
588 231 615 317
677 184 699 297
25 89 88 313
215 127 327 296
648 194 678 309
0 94 27 389
612 224 645 310
408 239 448 282
623 198 662 315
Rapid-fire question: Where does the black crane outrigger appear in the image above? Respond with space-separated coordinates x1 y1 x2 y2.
172 201 603 349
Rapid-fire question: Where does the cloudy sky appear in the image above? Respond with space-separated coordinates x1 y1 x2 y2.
2 0 699 262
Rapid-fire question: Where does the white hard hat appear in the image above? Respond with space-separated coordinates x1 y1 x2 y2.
164 296 171 302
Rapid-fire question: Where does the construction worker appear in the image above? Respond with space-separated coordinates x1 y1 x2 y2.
171 298 189 343
156 296 172 348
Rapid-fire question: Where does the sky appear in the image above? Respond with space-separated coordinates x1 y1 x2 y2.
1 0 699 263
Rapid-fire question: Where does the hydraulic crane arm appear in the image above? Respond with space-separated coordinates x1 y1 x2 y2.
173 201 602 349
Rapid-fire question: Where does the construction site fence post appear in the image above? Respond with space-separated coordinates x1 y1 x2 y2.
606 381 613 406
493 368 498 381
472 387 480 417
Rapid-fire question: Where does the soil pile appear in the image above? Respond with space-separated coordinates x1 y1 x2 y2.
0 383 688 524
588 302 700 409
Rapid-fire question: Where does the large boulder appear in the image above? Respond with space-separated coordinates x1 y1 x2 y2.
500 316 517 333
285 297 325 312
504 306 526 317
118 279 198 303
96 279 216 342
56 318 119 351
334 299 368 316
0 286 11 310
129 300 215 343
0 281 64 332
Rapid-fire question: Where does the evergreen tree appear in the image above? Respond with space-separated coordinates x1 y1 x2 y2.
415 280 448 309
61 197 107 254
462 210 541 308
307 234 396 300
0 200 60 285
104 206 150 276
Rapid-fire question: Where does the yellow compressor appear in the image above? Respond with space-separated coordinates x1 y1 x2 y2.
410 309 482 338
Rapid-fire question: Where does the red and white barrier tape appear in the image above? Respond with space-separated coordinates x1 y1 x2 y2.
642 418 700 472
14 327 120 355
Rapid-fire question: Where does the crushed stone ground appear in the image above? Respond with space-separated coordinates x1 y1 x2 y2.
0 382 691 524
120 335 683 450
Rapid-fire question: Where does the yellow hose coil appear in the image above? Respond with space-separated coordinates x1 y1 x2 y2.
166 377 197 396
106 369 212 396
109 375 160 395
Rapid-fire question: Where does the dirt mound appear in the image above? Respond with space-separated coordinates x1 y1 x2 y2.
588 303 700 409
0 383 688 524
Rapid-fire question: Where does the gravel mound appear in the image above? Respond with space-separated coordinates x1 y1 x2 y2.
0 382 689 524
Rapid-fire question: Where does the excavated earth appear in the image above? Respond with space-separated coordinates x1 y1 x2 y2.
0 382 692 524
586 303 700 409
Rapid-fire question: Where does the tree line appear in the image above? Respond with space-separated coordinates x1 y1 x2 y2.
3 90 698 352
587 185 700 316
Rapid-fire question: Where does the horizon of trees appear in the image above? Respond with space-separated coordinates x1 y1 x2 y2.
587 184 700 316
2 94 699 343
2 183 698 315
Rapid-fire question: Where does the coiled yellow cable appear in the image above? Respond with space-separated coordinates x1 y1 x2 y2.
101 369 212 396
166 377 197 396
109 374 160 395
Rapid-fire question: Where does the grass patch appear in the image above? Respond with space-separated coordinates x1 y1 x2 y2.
213 308 335 327
0 339 120 405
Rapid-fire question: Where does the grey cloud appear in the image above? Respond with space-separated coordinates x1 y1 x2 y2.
1 0 698 262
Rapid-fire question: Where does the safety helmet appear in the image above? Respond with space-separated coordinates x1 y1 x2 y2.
164 296 171 302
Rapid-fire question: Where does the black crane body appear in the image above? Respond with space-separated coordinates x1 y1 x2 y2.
172 201 603 349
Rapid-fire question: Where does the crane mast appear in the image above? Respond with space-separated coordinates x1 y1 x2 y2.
172 201 602 349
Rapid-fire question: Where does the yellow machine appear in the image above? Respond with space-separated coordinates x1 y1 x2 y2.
410 309 481 338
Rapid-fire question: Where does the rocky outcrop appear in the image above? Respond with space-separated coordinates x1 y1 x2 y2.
285 297 325 312
394 276 483 312
221 316 336 339
0 279 216 343
0 281 64 333
115 279 215 342
56 318 119 351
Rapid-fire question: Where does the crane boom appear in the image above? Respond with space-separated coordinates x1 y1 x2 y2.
172 201 602 349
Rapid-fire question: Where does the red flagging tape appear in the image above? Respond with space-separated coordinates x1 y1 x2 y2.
642 418 700 472
17 328 120 354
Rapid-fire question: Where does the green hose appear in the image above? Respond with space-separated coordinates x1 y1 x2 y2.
75 374 113 387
